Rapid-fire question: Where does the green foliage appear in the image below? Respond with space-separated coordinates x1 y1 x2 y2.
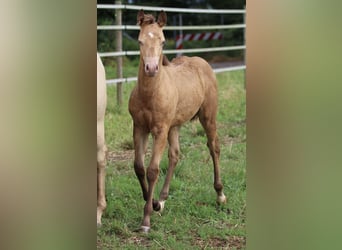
97 64 246 249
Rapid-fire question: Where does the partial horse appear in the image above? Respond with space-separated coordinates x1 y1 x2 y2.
97 53 107 226
129 10 226 233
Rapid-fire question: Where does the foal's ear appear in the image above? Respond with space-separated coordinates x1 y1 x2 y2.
157 10 167 27
137 9 145 26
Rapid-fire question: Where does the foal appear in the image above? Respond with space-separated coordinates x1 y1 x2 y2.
128 10 226 232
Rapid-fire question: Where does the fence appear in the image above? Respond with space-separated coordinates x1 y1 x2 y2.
97 2 246 105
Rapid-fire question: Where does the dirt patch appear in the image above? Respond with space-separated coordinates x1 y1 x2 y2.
220 134 243 145
107 150 134 162
126 236 151 247
194 236 246 249
97 236 152 249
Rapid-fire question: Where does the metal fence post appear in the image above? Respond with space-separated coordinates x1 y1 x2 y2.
177 13 183 57
115 0 123 106
243 5 246 88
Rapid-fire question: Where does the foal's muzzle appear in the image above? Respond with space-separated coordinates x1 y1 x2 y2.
143 57 159 77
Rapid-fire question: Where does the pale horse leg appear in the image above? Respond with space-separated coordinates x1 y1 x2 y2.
97 122 107 226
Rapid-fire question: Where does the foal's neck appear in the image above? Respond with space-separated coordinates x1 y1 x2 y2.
137 56 163 94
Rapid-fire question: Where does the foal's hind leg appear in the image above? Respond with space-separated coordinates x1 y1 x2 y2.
157 126 180 212
199 112 227 204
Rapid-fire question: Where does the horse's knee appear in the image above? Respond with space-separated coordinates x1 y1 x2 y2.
168 148 179 165
207 137 220 155
97 197 107 210
97 160 106 171
160 190 169 200
214 141 220 155
97 145 107 169
147 166 159 182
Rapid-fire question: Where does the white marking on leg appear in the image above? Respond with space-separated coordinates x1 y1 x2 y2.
159 200 165 212
141 225 150 233
154 201 166 216
217 194 227 204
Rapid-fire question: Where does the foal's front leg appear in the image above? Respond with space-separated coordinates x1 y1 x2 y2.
141 126 168 232
158 126 180 212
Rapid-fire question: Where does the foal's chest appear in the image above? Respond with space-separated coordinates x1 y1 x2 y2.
132 98 175 130
129 83 177 130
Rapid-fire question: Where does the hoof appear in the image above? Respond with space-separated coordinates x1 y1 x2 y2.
140 226 150 233
97 222 102 228
216 194 227 204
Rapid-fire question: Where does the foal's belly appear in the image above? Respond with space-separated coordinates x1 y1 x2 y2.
171 99 202 126
171 112 196 126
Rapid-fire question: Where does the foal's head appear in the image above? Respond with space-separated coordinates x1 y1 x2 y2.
137 10 167 77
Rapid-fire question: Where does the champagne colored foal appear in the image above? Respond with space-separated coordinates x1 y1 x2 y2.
129 10 226 232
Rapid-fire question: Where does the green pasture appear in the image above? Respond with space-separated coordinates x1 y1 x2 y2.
97 66 246 249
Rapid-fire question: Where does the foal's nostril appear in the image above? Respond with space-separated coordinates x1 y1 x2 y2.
144 62 158 75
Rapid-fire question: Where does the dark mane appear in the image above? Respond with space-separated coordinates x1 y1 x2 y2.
139 14 155 25
162 55 170 66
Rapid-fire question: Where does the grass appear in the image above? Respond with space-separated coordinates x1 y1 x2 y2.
98 63 246 249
